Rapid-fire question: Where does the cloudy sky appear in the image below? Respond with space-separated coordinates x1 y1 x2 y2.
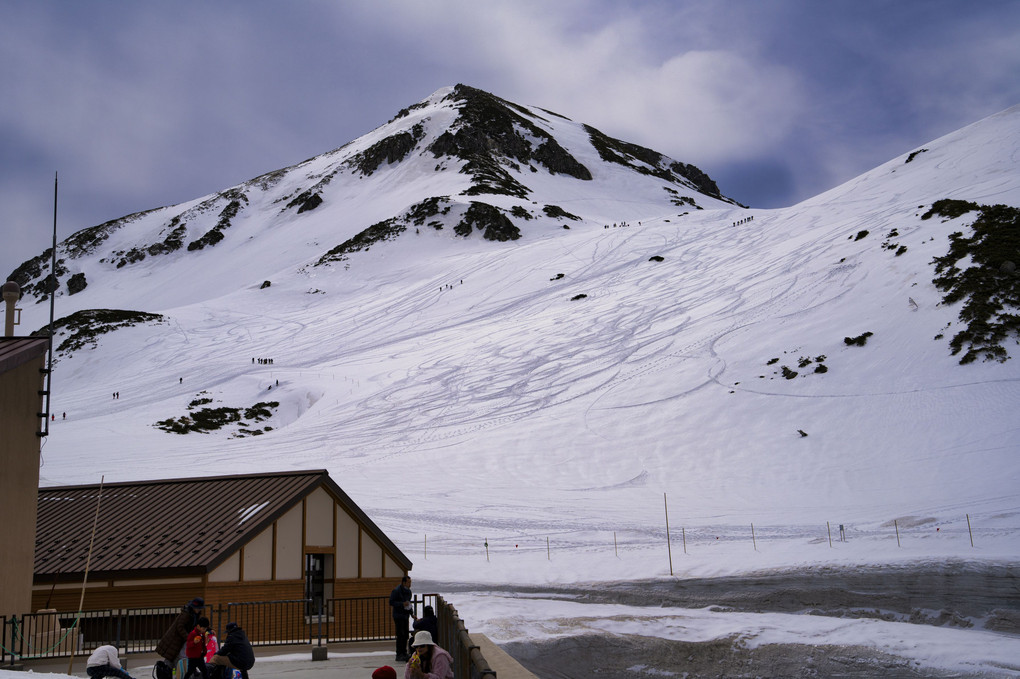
2 0 1018 273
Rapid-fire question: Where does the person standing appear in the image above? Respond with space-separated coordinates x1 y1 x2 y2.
404 631 453 679
156 597 204 664
208 622 254 679
85 645 134 679
204 628 219 663
184 616 211 679
389 575 416 662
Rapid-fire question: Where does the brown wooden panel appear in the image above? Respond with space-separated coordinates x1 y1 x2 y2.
32 581 203 612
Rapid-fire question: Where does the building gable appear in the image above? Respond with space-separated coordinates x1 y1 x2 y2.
35 470 411 582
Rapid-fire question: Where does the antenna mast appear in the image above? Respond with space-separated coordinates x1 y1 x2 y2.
39 172 57 437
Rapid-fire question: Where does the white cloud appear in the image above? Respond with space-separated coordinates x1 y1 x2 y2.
336 0 804 166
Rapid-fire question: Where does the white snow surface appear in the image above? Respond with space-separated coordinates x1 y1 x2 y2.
10 94 1020 676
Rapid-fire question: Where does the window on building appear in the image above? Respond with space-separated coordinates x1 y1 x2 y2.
304 553 333 618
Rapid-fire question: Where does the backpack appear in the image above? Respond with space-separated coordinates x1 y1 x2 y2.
153 660 173 679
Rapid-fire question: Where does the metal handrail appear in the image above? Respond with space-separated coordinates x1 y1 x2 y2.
3 594 494 677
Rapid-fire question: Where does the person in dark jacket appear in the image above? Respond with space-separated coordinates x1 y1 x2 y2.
389 575 417 662
411 605 438 646
156 598 205 663
208 622 254 679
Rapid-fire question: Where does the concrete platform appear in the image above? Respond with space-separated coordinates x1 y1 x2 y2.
8 637 537 679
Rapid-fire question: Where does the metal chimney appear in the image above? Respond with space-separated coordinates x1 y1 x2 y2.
3 280 20 337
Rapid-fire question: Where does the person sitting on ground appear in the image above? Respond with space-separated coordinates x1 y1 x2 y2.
184 616 211 679
85 645 134 679
411 605 439 646
404 631 453 679
208 622 254 679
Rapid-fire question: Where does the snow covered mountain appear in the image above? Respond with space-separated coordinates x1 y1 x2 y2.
5 88 1020 591
7 84 736 311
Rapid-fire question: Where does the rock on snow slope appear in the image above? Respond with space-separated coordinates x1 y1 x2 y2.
7 87 1020 584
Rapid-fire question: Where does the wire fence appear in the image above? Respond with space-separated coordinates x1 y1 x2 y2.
410 509 997 572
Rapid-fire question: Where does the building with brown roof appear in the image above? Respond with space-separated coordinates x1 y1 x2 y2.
34 470 412 614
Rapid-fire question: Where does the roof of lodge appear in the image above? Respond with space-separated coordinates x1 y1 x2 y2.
0 336 49 375
35 469 412 580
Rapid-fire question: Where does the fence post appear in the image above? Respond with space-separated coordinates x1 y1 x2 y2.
664 493 673 576
311 604 327 660
3 614 10 665
9 614 23 667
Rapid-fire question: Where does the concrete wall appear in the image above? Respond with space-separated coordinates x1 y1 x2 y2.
0 353 44 617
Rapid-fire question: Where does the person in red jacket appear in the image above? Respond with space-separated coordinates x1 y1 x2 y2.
184 617 211 679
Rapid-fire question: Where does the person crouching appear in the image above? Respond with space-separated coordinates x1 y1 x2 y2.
85 645 134 679
208 622 254 679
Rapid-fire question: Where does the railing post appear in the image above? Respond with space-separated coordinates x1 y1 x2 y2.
3 614 12 665
11 614 22 666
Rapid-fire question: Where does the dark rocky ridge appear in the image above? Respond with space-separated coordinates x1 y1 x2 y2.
428 84 593 197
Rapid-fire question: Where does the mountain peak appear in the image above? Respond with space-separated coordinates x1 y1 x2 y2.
7 85 736 304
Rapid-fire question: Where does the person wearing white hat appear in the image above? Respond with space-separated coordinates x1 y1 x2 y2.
404 631 453 679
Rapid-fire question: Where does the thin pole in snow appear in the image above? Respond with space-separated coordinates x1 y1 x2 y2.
664 493 673 576
966 514 974 547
